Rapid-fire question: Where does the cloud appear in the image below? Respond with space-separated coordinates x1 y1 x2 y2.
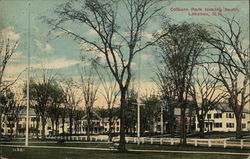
32 58 79 69
0 26 20 41
142 32 153 40
43 43 53 52
10 51 25 62
34 39 53 53
141 54 153 61
87 29 98 36
4 64 27 75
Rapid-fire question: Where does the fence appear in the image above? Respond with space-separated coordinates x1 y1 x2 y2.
45 135 250 149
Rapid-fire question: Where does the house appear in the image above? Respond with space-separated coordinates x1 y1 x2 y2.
195 104 250 132
80 112 103 134
101 117 120 133
1 107 68 137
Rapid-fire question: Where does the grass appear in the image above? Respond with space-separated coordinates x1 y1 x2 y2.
0 146 247 159
1 141 250 152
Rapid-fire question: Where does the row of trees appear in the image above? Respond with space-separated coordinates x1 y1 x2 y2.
44 0 249 152
1 0 248 153
155 18 249 144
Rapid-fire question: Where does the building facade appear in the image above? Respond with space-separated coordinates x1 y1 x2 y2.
195 105 250 132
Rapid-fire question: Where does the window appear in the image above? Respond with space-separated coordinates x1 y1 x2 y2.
8 129 13 133
47 126 51 130
214 113 222 118
31 117 36 121
116 127 119 131
7 124 14 128
116 122 119 125
214 123 222 128
226 113 234 118
226 123 234 128
242 123 246 129
207 114 211 119
242 113 246 119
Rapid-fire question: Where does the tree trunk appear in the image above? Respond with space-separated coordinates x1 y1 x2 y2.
170 106 175 138
16 120 19 137
108 113 113 142
62 115 65 135
41 116 46 140
36 116 40 139
198 116 205 138
0 111 2 138
235 115 242 139
86 108 91 141
118 89 127 152
188 109 192 133
180 107 187 145
51 118 55 135
55 119 59 136
69 114 73 140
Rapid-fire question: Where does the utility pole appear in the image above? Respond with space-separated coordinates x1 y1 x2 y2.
25 1 30 147
137 52 141 145
160 104 164 137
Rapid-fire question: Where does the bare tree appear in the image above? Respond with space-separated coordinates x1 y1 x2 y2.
190 67 227 138
0 29 18 138
96 68 119 142
47 0 166 151
63 78 81 140
47 81 65 136
79 66 98 141
156 22 208 144
0 30 18 92
203 17 249 138
155 66 177 137
27 70 57 140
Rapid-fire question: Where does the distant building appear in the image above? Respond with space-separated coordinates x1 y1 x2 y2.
80 112 103 134
195 104 250 132
101 117 120 133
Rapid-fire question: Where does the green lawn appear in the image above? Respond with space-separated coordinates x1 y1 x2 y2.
1 141 250 152
0 146 246 159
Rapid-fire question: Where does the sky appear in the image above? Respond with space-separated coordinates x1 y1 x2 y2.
0 0 249 107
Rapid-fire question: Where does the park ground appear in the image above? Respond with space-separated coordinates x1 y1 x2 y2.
1 132 250 159
1 141 250 159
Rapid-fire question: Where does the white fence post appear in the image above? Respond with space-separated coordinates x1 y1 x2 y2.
95 137 98 142
224 139 227 148
134 137 136 143
151 138 153 144
241 139 244 149
137 137 140 145
171 138 174 145
208 139 211 147
142 138 144 144
195 139 197 147
160 138 163 145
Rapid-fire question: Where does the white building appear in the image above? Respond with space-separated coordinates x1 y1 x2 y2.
195 104 250 132
102 117 120 133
